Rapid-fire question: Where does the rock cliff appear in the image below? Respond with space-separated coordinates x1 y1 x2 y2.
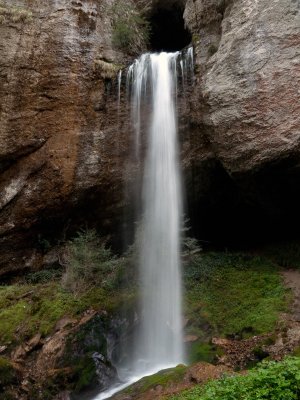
0 0 136 277
183 0 300 243
0 0 299 276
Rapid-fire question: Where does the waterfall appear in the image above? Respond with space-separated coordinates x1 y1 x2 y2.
135 52 184 371
93 47 193 400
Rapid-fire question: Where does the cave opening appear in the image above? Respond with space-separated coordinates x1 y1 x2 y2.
148 0 191 52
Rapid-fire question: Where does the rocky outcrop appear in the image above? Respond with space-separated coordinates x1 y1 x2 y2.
0 0 136 277
5 311 122 399
0 0 299 276
185 0 300 173
183 0 300 243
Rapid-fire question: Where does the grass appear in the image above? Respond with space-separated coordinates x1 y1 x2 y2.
262 240 300 269
184 252 289 339
189 342 224 364
0 229 137 347
169 357 300 400
94 60 123 80
0 357 16 386
0 282 135 346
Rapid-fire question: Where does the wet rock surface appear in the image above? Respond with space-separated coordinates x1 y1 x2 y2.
3 311 123 399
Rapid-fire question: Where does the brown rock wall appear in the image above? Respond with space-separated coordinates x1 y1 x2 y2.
0 0 134 276
0 0 300 274
182 0 300 242
184 0 300 174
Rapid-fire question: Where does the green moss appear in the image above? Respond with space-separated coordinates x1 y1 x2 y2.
292 346 300 357
94 60 123 80
125 365 187 395
74 356 97 393
0 300 29 343
207 44 218 57
189 342 223 364
0 229 137 346
0 282 132 346
184 252 289 338
0 357 16 386
192 34 200 44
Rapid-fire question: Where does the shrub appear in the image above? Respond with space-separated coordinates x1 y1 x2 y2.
0 357 16 387
170 357 300 400
26 269 62 284
62 230 118 295
110 0 150 53
208 44 218 57
263 240 300 268
94 59 122 79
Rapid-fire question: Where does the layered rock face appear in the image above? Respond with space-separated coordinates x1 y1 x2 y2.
0 0 135 277
183 0 300 242
0 0 299 276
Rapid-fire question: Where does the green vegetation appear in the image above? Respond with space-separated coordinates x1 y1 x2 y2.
62 229 118 295
26 269 62 284
94 59 123 80
124 365 187 395
184 252 289 339
109 0 150 53
0 229 137 346
170 357 300 400
0 282 135 346
207 44 218 57
262 240 300 268
74 355 98 393
189 342 223 364
0 2 33 24
0 357 15 386
0 228 296 400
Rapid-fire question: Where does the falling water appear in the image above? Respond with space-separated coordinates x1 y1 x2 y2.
117 70 122 110
127 54 150 159
135 51 184 371
93 47 193 400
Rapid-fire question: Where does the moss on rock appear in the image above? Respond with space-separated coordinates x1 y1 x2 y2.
184 252 289 338
0 357 16 387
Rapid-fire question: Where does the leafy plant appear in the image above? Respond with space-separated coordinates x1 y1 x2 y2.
110 0 150 53
262 240 300 268
170 357 300 400
26 269 62 284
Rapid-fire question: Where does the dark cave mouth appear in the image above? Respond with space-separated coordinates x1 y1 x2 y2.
148 1 191 52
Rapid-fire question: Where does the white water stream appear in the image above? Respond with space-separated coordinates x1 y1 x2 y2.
135 51 184 370
94 48 193 400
